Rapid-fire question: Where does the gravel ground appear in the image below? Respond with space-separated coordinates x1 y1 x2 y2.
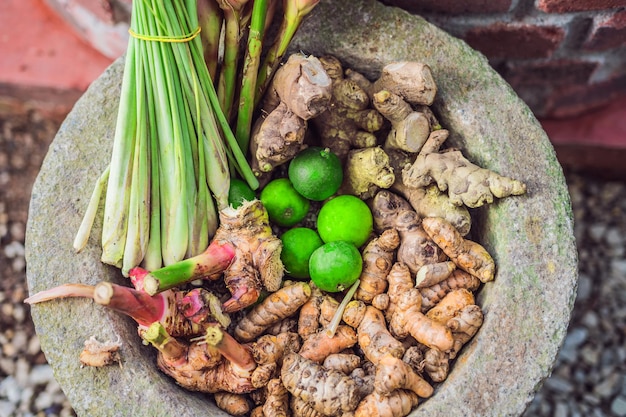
1 107 625 416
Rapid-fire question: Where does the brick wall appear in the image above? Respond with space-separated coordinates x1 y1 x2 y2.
382 0 626 118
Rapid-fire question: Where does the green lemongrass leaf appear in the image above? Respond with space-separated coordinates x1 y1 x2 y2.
73 165 110 253
235 0 269 153
197 0 223 81
122 47 151 276
101 19 139 268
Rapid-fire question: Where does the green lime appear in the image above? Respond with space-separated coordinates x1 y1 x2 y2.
288 147 343 201
228 178 256 208
260 178 310 227
316 195 373 247
280 227 324 279
309 241 363 292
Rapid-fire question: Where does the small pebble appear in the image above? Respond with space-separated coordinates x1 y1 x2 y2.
612 396 626 417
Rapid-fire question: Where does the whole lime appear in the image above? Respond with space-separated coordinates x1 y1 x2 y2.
288 147 343 201
260 178 310 227
309 241 363 292
316 195 373 247
280 227 324 279
228 178 256 208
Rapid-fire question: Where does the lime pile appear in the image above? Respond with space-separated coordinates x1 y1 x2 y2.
259 147 374 292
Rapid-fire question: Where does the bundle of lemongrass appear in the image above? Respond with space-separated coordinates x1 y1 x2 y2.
73 0 320 276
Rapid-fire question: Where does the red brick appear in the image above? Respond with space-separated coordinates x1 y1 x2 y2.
538 0 626 13
584 10 626 50
544 74 626 117
464 24 565 59
504 59 598 87
380 0 512 14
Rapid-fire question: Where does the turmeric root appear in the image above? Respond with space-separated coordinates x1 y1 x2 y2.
340 147 395 200
447 304 484 359
281 352 362 416
371 190 445 274
355 228 400 303
299 324 357 363
374 355 433 398
214 392 251 416
425 288 475 325
251 363 277 388
414 260 456 288
402 129 526 208
356 306 405 366
385 262 415 319
420 269 481 312
422 216 496 282
389 288 454 352
263 378 290 417
312 55 385 161
354 390 419 417
235 281 311 342
297 285 323 338
373 90 431 153
422 347 449 383
342 300 367 329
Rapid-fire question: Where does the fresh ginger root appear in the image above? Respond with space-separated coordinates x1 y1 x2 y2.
420 269 481 312
79 336 121 368
235 281 311 342
402 129 527 208
371 61 437 106
374 355 433 398
340 146 395 200
250 54 332 182
312 55 385 161
281 352 362 416
354 390 419 417
422 216 496 283
355 228 400 303
210 200 284 312
373 90 431 153
371 190 445 274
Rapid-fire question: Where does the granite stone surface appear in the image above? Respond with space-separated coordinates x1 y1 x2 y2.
25 1 578 416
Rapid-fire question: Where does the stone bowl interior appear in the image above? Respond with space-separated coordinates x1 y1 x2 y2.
25 1 578 416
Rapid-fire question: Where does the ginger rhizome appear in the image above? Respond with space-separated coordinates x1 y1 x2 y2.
251 54 332 184
312 55 385 161
402 129 527 208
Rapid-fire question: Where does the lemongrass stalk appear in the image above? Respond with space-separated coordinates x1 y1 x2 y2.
216 0 250 119
122 44 151 276
100 19 138 268
234 0 269 153
326 279 361 338
197 0 223 81
142 0 189 265
142 62 162 272
255 0 320 106
73 166 110 253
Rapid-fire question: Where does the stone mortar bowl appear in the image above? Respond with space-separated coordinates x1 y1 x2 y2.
26 0 578 416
